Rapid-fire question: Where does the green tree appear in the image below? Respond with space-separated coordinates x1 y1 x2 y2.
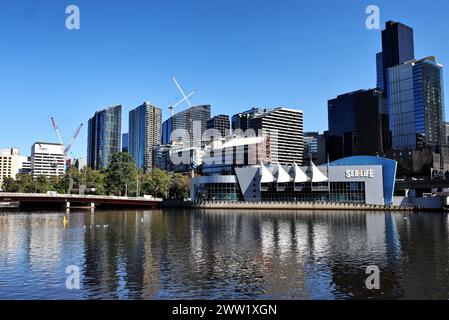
141 168 171 198
104 152 137 196
34 176 51 193
169 173 190 199
78 166 106 195
1 177 19 192
15 174 34 193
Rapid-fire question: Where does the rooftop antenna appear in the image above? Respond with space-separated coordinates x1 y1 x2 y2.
169 76 196 116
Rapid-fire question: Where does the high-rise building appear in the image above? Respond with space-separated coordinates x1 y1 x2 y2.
122 133 129 153
87 105 122 170
129 102 162 170
206 114 230 140
162 105 211 146
376 52 384 90
388 57 445 150
231 107 267 133
303 132 319 164
247 107 304 165
381 20 415 92
0 148 30 188
31 143 65 179
328 89 390 160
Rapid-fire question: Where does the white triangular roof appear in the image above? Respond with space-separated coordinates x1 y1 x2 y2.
260 161 276 183
311 161 328 182
293 162 309 183
277 163 292 183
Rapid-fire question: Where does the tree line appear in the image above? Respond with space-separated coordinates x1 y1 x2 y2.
1 152 190 199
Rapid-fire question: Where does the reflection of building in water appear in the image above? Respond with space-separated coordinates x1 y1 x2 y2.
141 212 161 299
259 215 310 298
83 212 132 298
29 214 64 270
395 214 449 299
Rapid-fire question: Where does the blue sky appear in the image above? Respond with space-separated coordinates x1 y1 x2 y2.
1 0 448 158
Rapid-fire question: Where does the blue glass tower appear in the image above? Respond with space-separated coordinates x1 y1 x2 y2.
87 105 122 170
381 21 415 92
388 57 445 150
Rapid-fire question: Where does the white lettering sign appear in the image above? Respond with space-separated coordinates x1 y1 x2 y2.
345 169 374 179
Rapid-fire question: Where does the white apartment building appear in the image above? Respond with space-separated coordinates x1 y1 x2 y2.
0 148 30 188
31 142 65 179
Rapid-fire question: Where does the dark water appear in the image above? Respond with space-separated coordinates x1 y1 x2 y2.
1 209 449 300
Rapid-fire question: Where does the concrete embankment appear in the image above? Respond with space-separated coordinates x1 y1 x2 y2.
163 200 424 211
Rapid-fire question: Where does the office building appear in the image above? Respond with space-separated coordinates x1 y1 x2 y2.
87 105 122 170
387 57 445 150
206 114 230 140
376 52 384 90
122 133 129 153
234 107 304 164
31 143 65 179
231 107 267 134
304 132 327 165
162 105 211 146
381 20 415 92
129 102 162 170
153 143 205 174
191 156 397 206
0 148 30 188
328 89 390 160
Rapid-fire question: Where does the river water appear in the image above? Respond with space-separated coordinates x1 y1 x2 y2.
0 209 448 300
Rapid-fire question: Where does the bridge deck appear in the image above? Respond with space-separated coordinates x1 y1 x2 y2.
0 193 163 208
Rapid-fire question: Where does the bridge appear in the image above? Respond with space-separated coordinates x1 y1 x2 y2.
395 178 449 191
0 193 162 209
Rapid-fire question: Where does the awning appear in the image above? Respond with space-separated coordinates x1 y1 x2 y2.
260 161 276 183
311 161 329 183
277 163 292 183
293 162 309 183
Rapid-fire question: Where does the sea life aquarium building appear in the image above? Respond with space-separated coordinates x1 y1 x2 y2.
190 140 397 206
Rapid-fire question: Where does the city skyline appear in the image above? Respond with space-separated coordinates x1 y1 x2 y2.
1 1 449 158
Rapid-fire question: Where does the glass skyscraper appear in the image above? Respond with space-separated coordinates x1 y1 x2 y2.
328 89 390 161
161 105 211 146
129 102 162 170
381 20 415 92
206 114 230 140
87 105 122 170
388 57 445 150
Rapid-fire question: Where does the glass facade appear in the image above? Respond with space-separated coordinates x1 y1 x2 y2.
381 21 415 92
388 58 445 150
129 102 162 170
161 105 211 146
194 182 243 201
206 114 230 140
87 105 122 170
328 89 389 160
261 182 366 203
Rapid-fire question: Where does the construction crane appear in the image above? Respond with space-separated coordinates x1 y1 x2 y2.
50 117 83 158
64 123 84 156
169 76 196 116
51 117 64 146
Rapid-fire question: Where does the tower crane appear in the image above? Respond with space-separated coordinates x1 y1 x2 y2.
168 76 196 116
50 117 83 158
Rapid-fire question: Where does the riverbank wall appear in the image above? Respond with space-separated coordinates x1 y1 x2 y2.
163 200 427 211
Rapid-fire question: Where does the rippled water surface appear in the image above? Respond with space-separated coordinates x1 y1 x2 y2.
1 209 449 300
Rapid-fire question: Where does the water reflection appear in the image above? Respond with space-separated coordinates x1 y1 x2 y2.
0 209 448 300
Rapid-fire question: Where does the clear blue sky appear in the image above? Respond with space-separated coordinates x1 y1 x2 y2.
1 0 448 158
